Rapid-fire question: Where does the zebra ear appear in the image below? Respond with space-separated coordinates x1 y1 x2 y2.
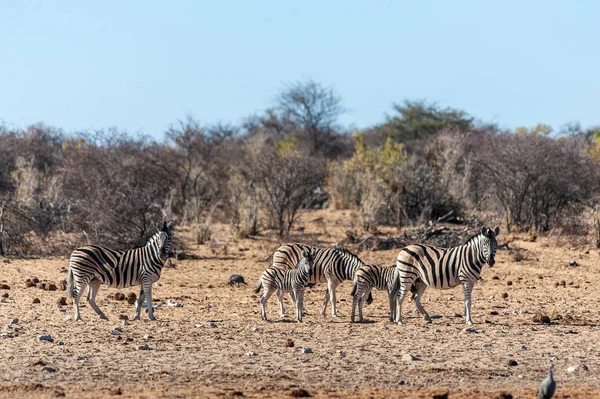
494 226 500 236
481 226 488 236
162 221 169 232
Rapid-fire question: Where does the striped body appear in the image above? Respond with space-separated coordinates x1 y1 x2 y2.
272 244 367 317
66 222 173 321
395 226 499 325
257 250 314 322
351 264 399 322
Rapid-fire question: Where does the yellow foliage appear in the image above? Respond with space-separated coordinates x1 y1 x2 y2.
587 130 600 162
515 124 553 136
274 136 300 157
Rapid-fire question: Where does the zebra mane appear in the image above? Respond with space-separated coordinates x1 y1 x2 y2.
145 231 164 247
465 232 484 245
333 248 364 265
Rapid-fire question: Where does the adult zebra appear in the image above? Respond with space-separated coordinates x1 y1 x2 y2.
271 244 370 317
395 226 499 325
66 221 174 321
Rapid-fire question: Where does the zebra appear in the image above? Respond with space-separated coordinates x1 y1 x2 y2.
395 226 500 325
271 244 371 317
350 264 399 323
66 221 174 321
255 248 315 322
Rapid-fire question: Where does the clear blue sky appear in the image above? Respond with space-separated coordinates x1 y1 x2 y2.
1 1 599 139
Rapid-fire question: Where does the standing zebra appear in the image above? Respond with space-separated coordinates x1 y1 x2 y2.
66 221 173 321
395 226 499 325
271 244 370 317
351 264 399 323
255 248 315 322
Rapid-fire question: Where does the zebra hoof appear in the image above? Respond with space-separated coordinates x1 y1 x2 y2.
466 320 473 326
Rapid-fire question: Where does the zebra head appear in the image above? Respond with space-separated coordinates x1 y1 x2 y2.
480 226 500 267
155 221 174 258
300 248 315 275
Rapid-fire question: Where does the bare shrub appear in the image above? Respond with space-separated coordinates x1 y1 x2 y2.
247 149 327 237
482 132 597 231
194 225 212 245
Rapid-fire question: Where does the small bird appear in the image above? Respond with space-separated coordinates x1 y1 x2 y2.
539 364 556 399
229 274 247 287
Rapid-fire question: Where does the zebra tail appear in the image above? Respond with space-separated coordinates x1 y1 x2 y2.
66 267 75 299
254 278 262 294
409 283 417 302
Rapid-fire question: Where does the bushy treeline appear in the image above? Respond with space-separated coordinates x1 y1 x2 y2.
1 80 600 255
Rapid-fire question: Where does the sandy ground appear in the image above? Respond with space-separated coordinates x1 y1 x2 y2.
1 209 600 398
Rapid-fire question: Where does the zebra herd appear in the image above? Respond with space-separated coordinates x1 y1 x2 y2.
65 220 499 325
255 226 500 324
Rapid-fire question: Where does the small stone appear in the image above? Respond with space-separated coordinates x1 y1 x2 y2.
25 280 35 288
121 320 128 326
501 292 509 299
109 388 123 395
569 260 578 267
57 297 67 306
433 328 441 333
251 327 260 332
520 345 527 350
301 347 313 354
138 344 151 351
532 313 551 323
208 322 218 328
397 380 405 385
507 359 518 367
285 339 295 348
76 356 86 361
402 353 418 361
167 299 183 307
41 366 56 373
64 315 71 321
31 277 40 284
0 283 10 289
46 283 57 291
118 314 129 320
492 276 500 280
36 282 46 290
1 292 8 298
498 394 513 399
506 281 513 286
462 327 478 333
33 298 40 304
58 282 66 291
337 350 346 357
246 351 257 357
143 334 151 340
289 388 310 397
9 318 18 325
194 324 203 328
489 311 499 315
56 341 64 346
39 335 54 343
560 280 566 287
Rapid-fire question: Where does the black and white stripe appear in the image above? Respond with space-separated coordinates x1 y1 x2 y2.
255 248 315 322
272 244 369 317
66 221 173 321
395 226 499 325
351 264 399 323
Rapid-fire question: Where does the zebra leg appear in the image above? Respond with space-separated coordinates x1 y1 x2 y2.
133 286 145 320
277 290 287 318
387 287 397 322
295 290 304 323
320 288 330 317
395 281 412 324
351 284 361 323
86 279 108 320
327 280 339 317
259 286 275 321
72 278 90 321
413 280 431 322
462 280 475 325
358 290 369 323
142 279 156 321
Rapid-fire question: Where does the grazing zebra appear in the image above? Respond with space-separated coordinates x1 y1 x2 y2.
395 226 500 325
271 244 370 317
255 248 315 322
351 264 399 323
66 221 174 321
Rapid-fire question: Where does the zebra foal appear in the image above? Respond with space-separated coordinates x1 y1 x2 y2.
351 264 399 323
255 248 315 322
66 221 173 321
395 226 499 325
271 244 370 317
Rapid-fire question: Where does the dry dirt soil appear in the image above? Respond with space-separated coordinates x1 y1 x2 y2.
1 209 600 398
